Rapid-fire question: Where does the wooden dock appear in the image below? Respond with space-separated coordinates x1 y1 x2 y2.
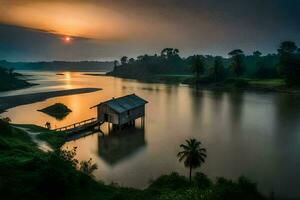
54 118 103 134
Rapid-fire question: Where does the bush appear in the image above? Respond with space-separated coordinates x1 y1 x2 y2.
225 78 249 88
149 172 190 190
234 79 249 88
0 119 11 135
238 176 258 194
193 172 212 189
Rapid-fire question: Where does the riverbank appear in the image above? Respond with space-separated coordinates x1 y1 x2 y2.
183 77 300 94
108 73 300 94
0 67 36 92
0 88 101 113
0 120 267 200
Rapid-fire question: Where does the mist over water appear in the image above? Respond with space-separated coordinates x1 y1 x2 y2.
2 71 300 198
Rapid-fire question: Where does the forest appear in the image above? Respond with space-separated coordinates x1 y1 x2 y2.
109 41 300 87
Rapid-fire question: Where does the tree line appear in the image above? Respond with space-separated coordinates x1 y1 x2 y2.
113 41 300 86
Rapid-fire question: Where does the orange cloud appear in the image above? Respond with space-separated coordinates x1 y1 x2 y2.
0 1 134 41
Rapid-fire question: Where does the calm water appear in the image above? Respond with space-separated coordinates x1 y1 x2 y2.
2 71 300 198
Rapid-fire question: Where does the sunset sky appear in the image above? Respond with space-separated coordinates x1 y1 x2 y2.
0 0 300 61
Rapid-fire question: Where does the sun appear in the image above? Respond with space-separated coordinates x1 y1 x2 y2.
63 36 72 44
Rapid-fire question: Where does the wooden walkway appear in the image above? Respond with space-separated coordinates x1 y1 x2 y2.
54 118 102 134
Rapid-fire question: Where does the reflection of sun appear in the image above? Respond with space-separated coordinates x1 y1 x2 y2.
65 72 72 89
65 72 71 80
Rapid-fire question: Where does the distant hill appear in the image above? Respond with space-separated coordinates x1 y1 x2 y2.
0 60 114 72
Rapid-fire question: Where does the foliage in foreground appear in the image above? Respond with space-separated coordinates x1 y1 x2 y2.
0 119 267 200
146 172 266 200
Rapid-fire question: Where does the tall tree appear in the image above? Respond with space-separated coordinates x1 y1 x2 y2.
128 58 135 64
253 50 272 78
191 56 205 79
177 138 207 183
213 56 225 81
278 41 299 85
161 48 179 59
113 60 119 69
228 49 245 77
120 56 128 65
253 51 262 58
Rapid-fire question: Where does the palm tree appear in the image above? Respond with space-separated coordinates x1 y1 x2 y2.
177 138 207 183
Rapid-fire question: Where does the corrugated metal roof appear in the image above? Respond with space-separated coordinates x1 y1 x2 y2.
97 94 148 113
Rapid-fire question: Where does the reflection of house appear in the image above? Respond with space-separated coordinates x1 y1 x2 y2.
91 94 148 129
98 127 146 165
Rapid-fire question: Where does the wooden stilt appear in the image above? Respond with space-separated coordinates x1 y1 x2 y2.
141 116 145 128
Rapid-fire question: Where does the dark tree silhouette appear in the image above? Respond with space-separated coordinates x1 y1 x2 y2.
277 41 300 85
228 49 245 77
253 51 262 57
120 56 128 65
177 138 207 183
278 41 297 54
113 60 119 68
213 56 225 81
128 58 135 64
161 48 180 59
191 56 205 79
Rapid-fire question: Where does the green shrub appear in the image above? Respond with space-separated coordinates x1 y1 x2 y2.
234 79 249 88
238 176 259 194
149 172 190 190
193 172 212 189
0 119 11 135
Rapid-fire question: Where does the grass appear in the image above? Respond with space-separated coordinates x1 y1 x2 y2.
155 74 286 89
14 124 67 149
0 119 268 200
0 120 142 199
156 74 194 77
247 79 285 87
153 74 194 83
37 130 68 149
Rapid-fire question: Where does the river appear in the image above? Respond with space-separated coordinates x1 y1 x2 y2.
1 71 300 198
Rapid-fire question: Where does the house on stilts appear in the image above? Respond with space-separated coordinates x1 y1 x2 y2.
90 94 148 131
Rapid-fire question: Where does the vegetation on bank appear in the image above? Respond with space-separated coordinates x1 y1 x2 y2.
0 118 268 200
0 66 33 91
14 123 67 149
38 103 72 120
0 60 114 72
109 41 300 92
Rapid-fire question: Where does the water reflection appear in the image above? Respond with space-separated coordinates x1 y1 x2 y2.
227 91 244 132
2 71 300 198
98 127 146 165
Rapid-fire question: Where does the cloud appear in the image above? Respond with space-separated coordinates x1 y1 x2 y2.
0 0 300 60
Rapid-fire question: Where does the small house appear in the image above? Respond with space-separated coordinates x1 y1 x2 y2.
91 94 148 129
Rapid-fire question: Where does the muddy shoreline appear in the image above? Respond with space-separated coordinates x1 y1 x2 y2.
0 88 101 113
